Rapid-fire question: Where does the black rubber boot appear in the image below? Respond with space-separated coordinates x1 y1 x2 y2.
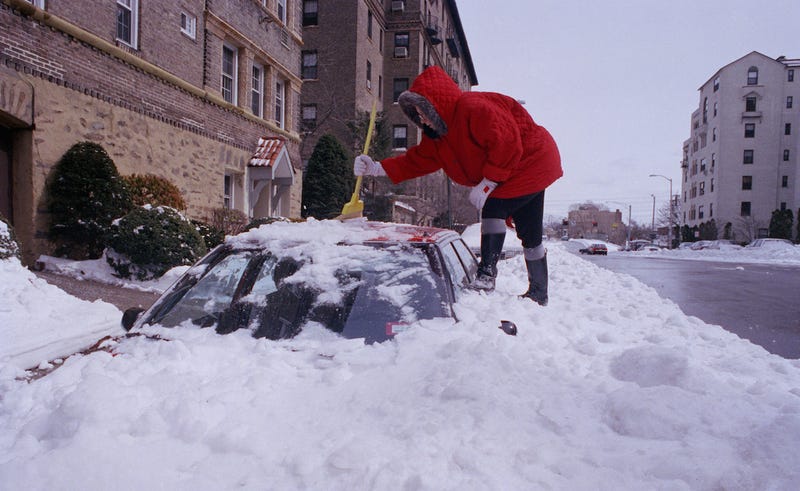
520 254 548 306
470 233 505 291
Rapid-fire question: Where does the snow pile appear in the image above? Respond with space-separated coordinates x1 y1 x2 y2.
37 254 188 294
2 221 800 489
634 242 800 266
0 258 122 370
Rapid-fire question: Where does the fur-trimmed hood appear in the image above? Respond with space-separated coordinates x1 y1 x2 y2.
398 66 462 139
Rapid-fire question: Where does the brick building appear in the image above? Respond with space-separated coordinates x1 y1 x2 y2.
299 0 477 225
566 205 625 243
0 0 304 264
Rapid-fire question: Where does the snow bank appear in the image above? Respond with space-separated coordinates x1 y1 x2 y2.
2 233 800 489
0 259 122 370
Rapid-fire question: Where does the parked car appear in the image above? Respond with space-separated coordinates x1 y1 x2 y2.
580 243 608 255
122 220 479 344
746 238 796 250
690 240 742 251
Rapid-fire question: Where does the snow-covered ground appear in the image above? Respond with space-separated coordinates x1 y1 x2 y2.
2 223 800 489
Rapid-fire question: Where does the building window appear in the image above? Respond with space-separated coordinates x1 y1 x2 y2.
224 174 233 209
24 0 45 7
744 123 755 138
301 51 318 79
700 158 706 172
393 125 408 149
698 205 704 220
785 123 792 135
781 202 787 211
710 178 714 192
393 78 409 102
366 61 372 90
711 153 716 168
782 175 789 188
740 202 751 217
221 45 237 104
699 181 705 195
747 66 758 85
712 127 717 142
251 64 264 117
713 101 718 117
710 203 713 217
741 175 752 190
368 10 373 39
116 0 138 48
789 69 795 82
274 79 285 129
745 96 756 112
303 0 318 26
788 96 794 109
713 76 719 91
301 104 316 131
743 149 754 164
784 149 790 161
277 0 287 24
378 75 383 98
394 32 409 58
180 11 196 38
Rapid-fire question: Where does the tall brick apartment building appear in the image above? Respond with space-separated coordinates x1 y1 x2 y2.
0 0 304 264
300 0 477 226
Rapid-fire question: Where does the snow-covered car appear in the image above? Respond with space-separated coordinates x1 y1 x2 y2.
745 238 795 250
689 240 742 251
122 220 479 344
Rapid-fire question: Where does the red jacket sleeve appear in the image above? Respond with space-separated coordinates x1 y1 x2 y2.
380 137 442 184
465 99 523 183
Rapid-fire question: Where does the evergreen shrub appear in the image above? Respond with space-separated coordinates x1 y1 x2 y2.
301 134 354 219
47 141 132 259
192 219 225 250
106 206 207 280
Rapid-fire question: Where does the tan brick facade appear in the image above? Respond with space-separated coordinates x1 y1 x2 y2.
0 0 304 264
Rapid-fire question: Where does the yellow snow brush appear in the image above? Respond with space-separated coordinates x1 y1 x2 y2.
338 100 377 220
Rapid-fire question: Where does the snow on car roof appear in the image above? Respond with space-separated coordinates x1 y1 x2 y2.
227 218 454 249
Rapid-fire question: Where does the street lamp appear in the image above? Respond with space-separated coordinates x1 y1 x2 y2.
649 174 673 249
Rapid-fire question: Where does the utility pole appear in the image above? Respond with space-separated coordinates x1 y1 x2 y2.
651 194 656 236
650 174 673 249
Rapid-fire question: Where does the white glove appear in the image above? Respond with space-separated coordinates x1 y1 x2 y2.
468 178 498 209
353 154 386 176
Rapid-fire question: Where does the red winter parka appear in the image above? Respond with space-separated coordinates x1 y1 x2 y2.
381 66 563 199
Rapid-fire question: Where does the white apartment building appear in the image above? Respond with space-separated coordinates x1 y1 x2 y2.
682 51 800 241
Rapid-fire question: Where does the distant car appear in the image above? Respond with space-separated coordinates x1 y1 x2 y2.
690 240 742 251
580 243 608 255
123 221 479 344
746 238 796 249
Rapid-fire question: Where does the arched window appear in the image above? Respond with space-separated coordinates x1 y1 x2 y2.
747 66 759 85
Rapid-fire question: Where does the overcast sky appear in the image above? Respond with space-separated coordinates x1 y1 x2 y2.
457 0 800 224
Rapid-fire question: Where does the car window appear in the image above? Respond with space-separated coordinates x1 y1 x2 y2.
451 239 478 281
153 251 255 327
440 241 470 290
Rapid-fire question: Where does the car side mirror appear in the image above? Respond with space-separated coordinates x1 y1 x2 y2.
121 307 145 331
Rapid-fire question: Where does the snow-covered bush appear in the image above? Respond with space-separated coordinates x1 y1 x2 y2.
191 218 225 250
47 141 132 259
0 214 20 260
106 206 206 280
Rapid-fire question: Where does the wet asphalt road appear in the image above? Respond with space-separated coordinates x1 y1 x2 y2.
571 249 800 359
34 270 160 312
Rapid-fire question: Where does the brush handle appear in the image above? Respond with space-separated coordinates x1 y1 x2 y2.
348 101 378 205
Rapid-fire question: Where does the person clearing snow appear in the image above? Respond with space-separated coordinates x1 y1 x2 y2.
354 66 563 305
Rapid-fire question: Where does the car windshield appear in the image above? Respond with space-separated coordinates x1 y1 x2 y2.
142 242 451 343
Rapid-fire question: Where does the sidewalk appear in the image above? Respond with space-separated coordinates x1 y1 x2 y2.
33 270 160 311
